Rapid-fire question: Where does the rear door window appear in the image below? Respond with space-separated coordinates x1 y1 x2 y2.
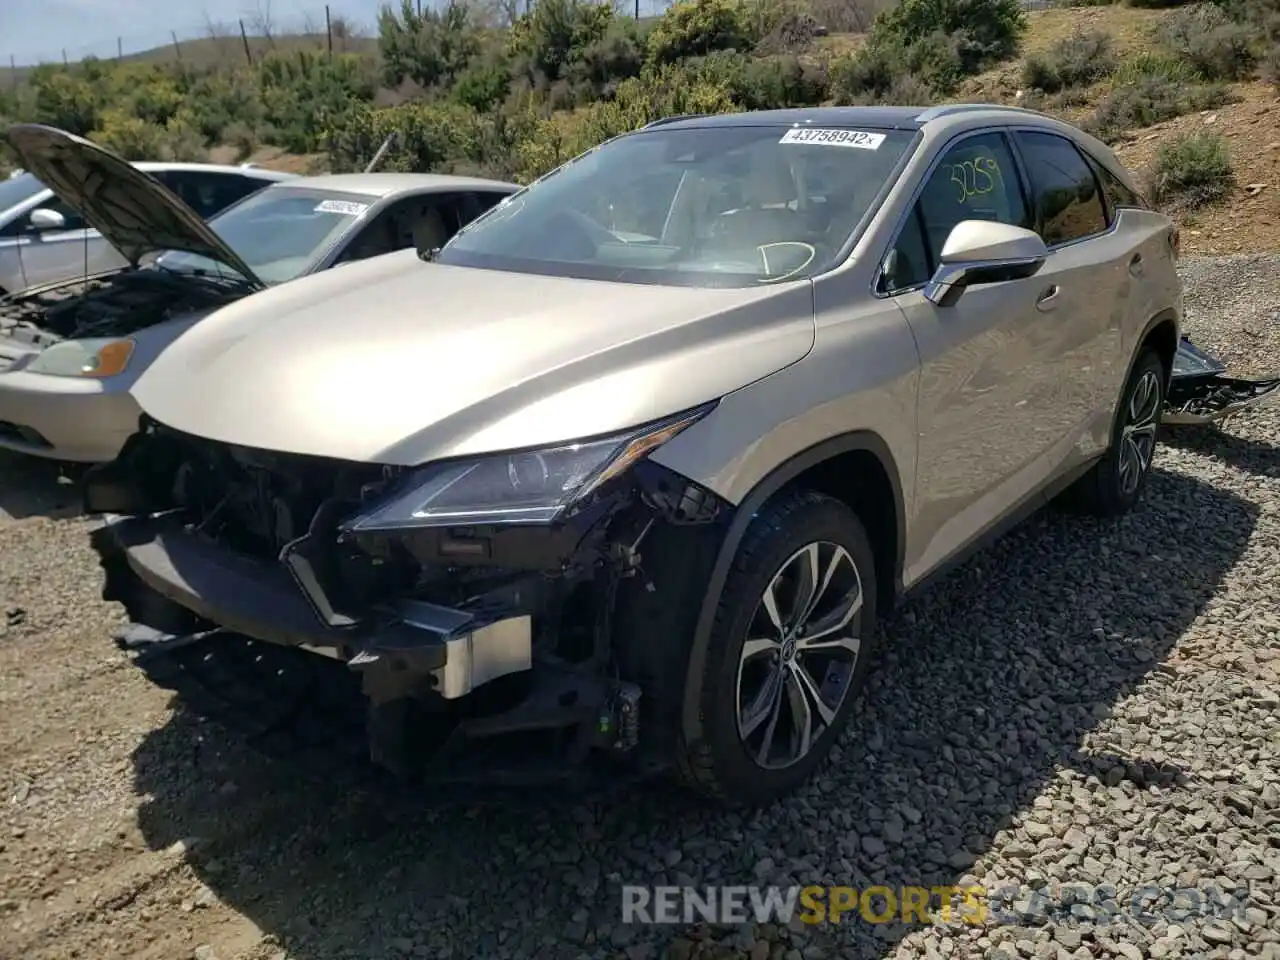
155 171 274 220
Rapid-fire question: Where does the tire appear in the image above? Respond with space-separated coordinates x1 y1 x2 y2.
1068 347 1165 517
675 488 878 807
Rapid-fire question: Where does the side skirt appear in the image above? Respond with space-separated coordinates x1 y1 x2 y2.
893 456 1099 609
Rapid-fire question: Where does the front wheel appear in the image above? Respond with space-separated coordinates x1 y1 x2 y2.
676 489 878 806
1067 347 1165 517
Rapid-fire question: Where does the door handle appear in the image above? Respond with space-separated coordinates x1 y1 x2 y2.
1129 253 1144 277
1035 285 1060 312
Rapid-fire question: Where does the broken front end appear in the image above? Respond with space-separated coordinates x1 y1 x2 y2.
1166 336 1280 426
85 413 728 787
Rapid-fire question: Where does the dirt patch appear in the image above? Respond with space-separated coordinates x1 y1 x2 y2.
1113 84 1280 256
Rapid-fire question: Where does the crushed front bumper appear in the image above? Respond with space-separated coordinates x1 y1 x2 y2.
1165 337 1280 426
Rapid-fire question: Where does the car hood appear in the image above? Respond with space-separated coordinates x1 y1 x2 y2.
131 250 816 466
5 124 264 286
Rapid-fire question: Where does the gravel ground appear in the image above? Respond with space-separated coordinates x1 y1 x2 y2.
2 254 1279 960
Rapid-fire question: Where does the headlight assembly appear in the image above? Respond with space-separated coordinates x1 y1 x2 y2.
343 404 715 532
25 338 135 378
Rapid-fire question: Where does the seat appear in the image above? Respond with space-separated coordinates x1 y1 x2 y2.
410 205 453 255
703 153 804 255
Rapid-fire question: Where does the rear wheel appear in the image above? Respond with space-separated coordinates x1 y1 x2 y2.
676 489 878 806
1068 347 1165 517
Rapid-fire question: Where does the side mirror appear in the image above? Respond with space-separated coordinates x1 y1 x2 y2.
27 208 67 232
924 220 1047 308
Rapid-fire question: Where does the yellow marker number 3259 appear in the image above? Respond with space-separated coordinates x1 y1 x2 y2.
945 156 1001 204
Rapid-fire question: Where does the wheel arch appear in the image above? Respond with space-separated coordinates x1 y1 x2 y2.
679 430 906 744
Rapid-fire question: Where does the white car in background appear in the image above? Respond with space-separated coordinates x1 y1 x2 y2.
0 157 295 295
0 123 520 463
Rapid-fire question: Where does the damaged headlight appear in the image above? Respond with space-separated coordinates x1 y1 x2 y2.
25 338 135 378
344 404 715 532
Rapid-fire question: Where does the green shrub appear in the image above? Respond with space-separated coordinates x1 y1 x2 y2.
162 113 210 162
258 50 376 153
453 58 512 112
1149 130 1234 208
647 0 755 64
89 108 169 160
1157 3 1256 80
112 64 186 128
26 66 100 136
828 48 901 103
1020 28 1117 92
378 0 481 90
183 72 266 146
571 17 648 94
1124 0 1198 8
325 100 490 174
677 50 826 108
829 30 962 101
507 0 615 84
1086 75 1233 142
871 0 1027 75
223 121 260 162
1109 52 1199 86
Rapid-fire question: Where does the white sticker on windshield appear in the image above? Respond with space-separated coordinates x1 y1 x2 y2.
779 128 885 150
314 199 369 215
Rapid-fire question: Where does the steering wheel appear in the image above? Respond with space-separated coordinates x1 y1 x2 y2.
756 242 816 282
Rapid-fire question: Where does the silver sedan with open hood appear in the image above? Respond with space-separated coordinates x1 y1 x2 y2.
0 124 518 462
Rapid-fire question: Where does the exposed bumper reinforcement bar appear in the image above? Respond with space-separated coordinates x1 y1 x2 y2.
96 516 533 696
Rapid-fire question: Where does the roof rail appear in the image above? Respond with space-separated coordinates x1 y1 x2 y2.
914 103 1052 123
641 113 710 129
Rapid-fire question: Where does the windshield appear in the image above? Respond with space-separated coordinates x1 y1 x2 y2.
0 173 46 215
155 186 369 284
434 124 917 287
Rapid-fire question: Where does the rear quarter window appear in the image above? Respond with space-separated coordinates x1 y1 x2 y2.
1093 158 1148 213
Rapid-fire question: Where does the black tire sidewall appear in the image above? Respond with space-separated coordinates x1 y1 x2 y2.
1103 348 1166 511
699 493 878 805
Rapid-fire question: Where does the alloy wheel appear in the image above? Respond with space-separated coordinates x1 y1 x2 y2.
1118 369 1161 496
735 541 863 770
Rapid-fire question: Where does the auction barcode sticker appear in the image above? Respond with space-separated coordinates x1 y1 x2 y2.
778 128 885 150
314 199 370 215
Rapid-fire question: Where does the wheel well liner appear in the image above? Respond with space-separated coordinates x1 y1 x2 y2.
678 431 905 743
1139 309 1179 388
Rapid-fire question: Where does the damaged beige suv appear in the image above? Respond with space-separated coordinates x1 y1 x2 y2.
86 105 1182 806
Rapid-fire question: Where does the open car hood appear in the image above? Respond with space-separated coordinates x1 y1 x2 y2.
5 124 264 288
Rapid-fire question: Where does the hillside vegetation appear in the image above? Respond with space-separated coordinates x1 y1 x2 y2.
1 0 1278 251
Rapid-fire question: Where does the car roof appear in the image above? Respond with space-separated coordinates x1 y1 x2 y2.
131 161 298 181
268 172 521 199
641 103 1125 177
644 103 1068 134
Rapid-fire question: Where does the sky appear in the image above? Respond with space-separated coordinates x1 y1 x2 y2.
1 0 399 66
1 0 672 66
